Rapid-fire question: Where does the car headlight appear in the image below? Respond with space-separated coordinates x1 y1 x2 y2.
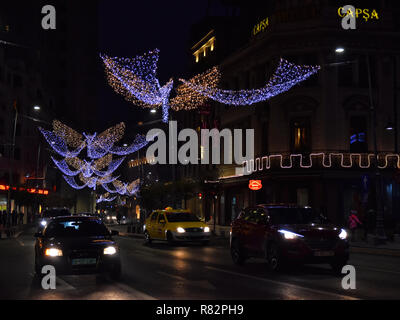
40 220 47 226
203 226 210 233
339 229 347 240
278 229 304 240
177 227 186 233
107 216 110 220
45 248 63 257
104 246 117 255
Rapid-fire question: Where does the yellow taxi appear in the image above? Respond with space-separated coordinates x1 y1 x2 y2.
143 207 211 245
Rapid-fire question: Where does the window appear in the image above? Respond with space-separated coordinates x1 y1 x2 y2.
150 213 158 222
242 208 269 224
291 118 311 153
157 213 165 223
350 116 368 152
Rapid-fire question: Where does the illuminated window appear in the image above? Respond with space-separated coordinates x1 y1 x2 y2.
291 119 311 153
350 116 367 152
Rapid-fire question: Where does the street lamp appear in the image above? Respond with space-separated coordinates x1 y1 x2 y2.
385 122 395 131
33 105 41 111
150 109 156 114
335 47 345 53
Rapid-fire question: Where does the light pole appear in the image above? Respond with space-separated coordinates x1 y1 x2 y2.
366 55 386 243
6 102 18 215
333 47 386 243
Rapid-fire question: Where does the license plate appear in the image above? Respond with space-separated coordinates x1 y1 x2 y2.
314 251 334 257
71 258 97 265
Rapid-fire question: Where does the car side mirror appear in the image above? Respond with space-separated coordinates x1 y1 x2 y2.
110 230 119 236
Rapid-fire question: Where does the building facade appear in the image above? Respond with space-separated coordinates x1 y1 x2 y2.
181 0 400 236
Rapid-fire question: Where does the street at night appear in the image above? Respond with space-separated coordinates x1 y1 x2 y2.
1 227 399 300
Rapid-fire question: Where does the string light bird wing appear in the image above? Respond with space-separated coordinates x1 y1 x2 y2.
97 194 118 203
178 59 320 106
93 157 126 177
109 134 149 156
85 122 125 159
101 50 162 105
63 175 89 190
51 157 80 177
101 50 173 122
171 67 221 110
52 120 85 149
39 127 85 158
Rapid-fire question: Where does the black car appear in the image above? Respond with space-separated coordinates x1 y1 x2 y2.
34 216 121 279
38 208 72 231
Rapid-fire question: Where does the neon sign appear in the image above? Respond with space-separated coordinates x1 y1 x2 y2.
337 7 379 21
252 17 269 36
249 180 262 190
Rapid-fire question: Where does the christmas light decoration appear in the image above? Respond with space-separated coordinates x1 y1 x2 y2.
63 175 89 190
40 120 146 197
100 50 174 123
109 134 150 156
39 128 85 158
179 58 320 105
170 67 220 110
227 153 400 178
84 122 126 159
96 193 118 203
52 120 85 148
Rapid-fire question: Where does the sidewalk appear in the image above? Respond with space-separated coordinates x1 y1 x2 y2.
0 224 31 239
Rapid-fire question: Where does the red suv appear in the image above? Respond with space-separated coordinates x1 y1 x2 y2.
230 204 349 273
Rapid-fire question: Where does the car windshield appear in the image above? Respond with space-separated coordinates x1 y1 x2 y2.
165 212 200 222
42 209 71 218
268 208 326 225
45 219 109 237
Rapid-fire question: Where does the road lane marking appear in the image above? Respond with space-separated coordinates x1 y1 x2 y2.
15 238 24 246
206 266 359 300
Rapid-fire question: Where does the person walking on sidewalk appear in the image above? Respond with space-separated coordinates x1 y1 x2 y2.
348 210 362 241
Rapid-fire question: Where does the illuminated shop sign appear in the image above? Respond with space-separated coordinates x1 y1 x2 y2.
249 180 262 191
337 7 379 21
0 184 49 195
252 17 269 36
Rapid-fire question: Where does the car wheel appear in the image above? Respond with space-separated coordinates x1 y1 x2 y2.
330 260 347 275
144 231 152 244
109 264 121 281
267 243 281 272
230 239 246 265
166 232 175 245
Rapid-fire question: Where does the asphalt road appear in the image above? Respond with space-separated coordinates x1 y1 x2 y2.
0 228 399 300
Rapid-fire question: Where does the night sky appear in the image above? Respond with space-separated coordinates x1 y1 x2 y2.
97 0 210 131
